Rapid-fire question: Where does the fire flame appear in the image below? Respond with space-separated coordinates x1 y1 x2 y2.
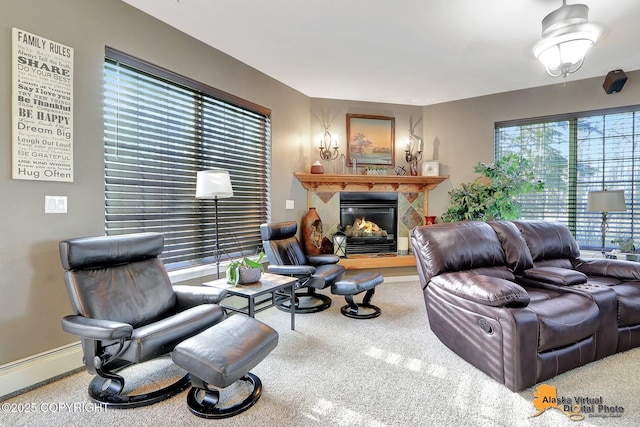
356 217 380 233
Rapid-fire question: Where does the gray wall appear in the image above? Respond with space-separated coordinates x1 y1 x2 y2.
423 73 640 218
0 0 309 365
1 0 638 366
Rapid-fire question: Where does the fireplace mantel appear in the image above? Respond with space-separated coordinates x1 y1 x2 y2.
294 172 448 193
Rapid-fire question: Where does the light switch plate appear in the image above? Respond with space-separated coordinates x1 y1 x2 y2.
285 200 295 210
45 196 67 213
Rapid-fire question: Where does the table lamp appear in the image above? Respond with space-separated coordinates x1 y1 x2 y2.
587 189 626 257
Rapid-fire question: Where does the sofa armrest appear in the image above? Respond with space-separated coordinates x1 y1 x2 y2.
267 265 316 276
573 258 640 281
174 285 227 309
61 315 133 340
306 254 340 266
522 266 587 286
430 272 529 307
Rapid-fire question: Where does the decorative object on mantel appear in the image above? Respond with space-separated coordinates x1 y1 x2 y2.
395 166 406 176
346 114 395 167
421 161 439 177
310 161 324 174
302 207 323 256
318 126 339 160
339 154 347 174
405 128 423 176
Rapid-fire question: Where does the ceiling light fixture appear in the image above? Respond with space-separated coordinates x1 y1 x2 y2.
533 0 599 78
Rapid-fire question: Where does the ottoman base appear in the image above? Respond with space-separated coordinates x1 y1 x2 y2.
186 373 262 419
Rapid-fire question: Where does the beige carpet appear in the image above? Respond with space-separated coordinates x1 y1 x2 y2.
2 279 638 427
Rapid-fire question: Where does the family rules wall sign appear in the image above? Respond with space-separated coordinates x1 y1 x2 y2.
12 28 73 182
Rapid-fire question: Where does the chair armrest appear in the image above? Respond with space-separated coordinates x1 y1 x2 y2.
61 315 133 340
266 265 316 276
522 266 587 286
431 272 530 307
173 285 228 309
573 258 640 281
307 254 340 266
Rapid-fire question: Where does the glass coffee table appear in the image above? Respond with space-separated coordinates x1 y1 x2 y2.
202 273 298 330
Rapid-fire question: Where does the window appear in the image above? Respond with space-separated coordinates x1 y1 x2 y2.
495 106 639 251
104 48 271 269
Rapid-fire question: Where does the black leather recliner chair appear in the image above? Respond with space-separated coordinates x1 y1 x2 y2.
260 221 345 313
59 232 228 408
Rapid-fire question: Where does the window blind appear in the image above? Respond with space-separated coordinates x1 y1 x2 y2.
104 49 271 269
496 107 639 251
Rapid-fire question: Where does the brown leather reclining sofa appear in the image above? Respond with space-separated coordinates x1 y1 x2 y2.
410 220 640 392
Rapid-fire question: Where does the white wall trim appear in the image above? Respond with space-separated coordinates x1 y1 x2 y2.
0 342 83 398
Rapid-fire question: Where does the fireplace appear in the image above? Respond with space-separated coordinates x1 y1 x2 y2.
339 192 397 254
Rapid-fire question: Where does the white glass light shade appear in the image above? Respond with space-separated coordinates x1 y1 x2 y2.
587 190 626 213
532 2 599 78
195 170 234 199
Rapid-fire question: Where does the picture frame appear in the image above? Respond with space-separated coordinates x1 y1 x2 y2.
422 161 440 176
346 114 395 167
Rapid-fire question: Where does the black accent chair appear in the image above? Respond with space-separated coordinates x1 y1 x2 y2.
260 221 345 313
59 232 228 409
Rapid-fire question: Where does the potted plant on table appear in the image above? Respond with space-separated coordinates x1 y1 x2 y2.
226 252 265 285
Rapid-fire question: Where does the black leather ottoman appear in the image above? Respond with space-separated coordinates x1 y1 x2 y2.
331 272 384 319
172 315 279 418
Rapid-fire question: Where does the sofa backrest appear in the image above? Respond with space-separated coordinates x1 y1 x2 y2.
488 220 534 274
512 220 580 268
411 221 514 286
59 232 177 327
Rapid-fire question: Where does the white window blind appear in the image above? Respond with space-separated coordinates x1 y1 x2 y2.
104 48 271 269
496 107 639 251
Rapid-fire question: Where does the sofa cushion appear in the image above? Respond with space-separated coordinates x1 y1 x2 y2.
488 220 534 274
412 221 512 279
528 292 600 352
512 220 580 262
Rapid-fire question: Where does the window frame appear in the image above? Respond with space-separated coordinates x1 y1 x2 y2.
104 48 271 270
495 104 640 251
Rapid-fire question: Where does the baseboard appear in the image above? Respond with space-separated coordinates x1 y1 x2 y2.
0 342 83 398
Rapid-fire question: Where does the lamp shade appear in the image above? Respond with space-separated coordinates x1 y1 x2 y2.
195 170 234 199
587 190 626 213
532 2 599 78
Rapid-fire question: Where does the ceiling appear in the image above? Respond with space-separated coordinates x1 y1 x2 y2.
122 0 640 106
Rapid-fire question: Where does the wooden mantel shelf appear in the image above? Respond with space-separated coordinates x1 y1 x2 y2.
294 172 449 193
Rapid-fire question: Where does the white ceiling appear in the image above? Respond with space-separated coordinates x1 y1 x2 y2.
122 0 640 106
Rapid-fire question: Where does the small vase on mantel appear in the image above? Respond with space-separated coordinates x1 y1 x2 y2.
302 207 323 256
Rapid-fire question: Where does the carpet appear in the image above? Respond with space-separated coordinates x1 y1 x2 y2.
1 279 638 426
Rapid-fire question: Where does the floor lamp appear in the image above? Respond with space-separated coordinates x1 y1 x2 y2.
587 190 626 257
196 170 234 278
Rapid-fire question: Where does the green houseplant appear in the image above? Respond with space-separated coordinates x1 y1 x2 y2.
225 252 265 285
441 154 544 222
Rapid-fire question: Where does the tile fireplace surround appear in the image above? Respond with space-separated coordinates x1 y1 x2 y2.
294 173 448 267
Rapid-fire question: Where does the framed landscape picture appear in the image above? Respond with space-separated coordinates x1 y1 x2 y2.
346 114 395 167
